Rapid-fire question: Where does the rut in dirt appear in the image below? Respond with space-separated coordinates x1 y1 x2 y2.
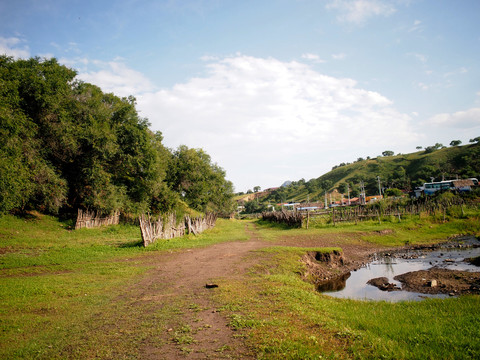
131 224 266 359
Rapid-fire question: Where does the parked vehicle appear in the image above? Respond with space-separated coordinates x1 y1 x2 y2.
415 178 478 196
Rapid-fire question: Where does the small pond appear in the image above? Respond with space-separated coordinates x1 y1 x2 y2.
319 237 480 302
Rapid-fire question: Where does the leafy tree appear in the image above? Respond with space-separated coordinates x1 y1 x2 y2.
337 183 348 194
253 186 261 192
450 140 462 146
166 145 233 214
470 137 480 143
382 150 394 156
385 188 403 197
242 200 268 214
0 56 234 217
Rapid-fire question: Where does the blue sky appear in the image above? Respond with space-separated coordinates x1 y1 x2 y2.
1 0 480 192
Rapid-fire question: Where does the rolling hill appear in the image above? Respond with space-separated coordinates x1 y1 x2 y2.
242 142 480 208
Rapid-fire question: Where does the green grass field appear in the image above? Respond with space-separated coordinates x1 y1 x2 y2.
1 212 479 359
0 213 247 359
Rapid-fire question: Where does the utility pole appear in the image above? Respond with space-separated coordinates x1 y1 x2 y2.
360 181 366 205
347 184 351 205
377 176 382 198
324 192 327 209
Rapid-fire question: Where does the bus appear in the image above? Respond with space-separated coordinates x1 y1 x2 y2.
420 178 478 196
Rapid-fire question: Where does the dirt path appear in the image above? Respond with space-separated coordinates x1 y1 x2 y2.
123 225 268 359
116 226 387 359
113 225 477 359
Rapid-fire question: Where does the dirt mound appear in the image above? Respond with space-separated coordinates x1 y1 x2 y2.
302 250 350 288
395 269 480 295
367 277 401 291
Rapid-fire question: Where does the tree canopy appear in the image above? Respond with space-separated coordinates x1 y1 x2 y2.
0 56 233 216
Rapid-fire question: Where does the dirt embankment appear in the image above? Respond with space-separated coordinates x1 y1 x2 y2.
395 269 480 295
302 235 480 296
114 226 478 359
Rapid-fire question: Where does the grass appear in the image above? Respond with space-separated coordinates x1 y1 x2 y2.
255 211 480 247
2 211 480 358
214 215 480 359
215 248 480 359
0 213 247 359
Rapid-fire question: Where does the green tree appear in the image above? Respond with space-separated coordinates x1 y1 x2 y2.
166 145 233 213
337 183 348 194
382 150 394 156
385 188 403 197
450 140 462 146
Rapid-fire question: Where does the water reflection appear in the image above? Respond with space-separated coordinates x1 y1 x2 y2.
317 272 351 292
319 241 480 302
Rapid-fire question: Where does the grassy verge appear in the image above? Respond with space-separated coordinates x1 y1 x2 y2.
2 212 480 359
255 212 480 247
214 216 480 359
0 213 247 359
215 249 480 359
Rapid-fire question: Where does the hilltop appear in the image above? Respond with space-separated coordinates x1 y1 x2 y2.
239 141 480 211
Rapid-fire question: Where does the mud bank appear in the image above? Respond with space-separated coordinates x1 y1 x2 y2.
304 236 480 300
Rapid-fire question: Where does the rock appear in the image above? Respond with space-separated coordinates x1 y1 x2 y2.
205 283 218 288
367 277 400 291
428 280 437 287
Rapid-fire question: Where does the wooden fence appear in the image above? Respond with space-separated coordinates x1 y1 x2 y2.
262 198 475 228
75 209 120 230
139 212 217 247
261 210 304 228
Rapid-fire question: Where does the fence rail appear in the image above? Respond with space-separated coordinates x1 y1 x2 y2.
139 212 217 246
262 198 475 228
75 209 120 230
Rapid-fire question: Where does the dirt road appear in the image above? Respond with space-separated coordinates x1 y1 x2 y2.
112 225 478 359
119 225 266 359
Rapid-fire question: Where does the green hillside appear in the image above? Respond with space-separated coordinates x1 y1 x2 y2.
249 142 480 208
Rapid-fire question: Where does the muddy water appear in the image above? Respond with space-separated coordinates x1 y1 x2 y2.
320 238 480 302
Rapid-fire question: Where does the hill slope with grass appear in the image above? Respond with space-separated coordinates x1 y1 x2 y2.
244 142 480 209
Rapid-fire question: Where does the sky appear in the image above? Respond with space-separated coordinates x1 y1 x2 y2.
1 0 480 192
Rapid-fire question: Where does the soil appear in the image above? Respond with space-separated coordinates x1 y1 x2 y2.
115 226 479 359
395 269 480 295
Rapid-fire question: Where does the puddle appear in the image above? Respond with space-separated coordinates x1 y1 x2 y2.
319 237 480 302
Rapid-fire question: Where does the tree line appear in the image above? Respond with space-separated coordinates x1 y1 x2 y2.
0 56 234 217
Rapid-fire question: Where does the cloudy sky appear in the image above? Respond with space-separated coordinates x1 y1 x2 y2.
1 0 479 192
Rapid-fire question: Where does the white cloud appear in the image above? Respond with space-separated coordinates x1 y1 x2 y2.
408 19 424 33
326 0 396 25
0 36 30 58
408 52 428 63
332 52 346 60
136 54 416 190
200 55 220 61
77 60 155 97
301 53 326 63
416 82 429 91
444 67 468 78
426 108 480 129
